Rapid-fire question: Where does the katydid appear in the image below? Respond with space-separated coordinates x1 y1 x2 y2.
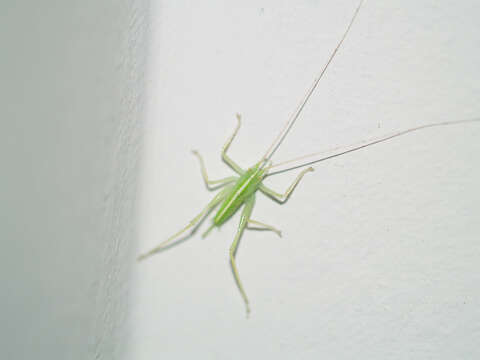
138 0 479 316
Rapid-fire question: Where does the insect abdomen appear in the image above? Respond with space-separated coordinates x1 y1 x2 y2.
213 164 265 226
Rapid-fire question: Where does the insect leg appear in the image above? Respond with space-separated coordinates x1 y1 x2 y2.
222 114 245 175
192 150 237 189
230 194 255 315
138 185 233 261
247 219 282 237
260 167 314 203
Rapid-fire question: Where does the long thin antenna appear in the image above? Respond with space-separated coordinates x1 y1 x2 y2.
261 0 365 168
265 118 480 175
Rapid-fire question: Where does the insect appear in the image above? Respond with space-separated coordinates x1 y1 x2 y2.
138 0 479 316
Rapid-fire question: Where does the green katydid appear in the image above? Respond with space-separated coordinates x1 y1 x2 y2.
138 0 479 316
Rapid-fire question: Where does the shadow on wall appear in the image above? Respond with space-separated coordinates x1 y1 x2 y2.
0 1 150 359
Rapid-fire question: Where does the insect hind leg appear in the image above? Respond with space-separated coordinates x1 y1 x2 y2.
138 185 232 261
229 194 255 316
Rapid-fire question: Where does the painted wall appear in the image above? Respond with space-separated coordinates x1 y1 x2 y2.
133 0 480 359
2 1 479 359
0 1 148 359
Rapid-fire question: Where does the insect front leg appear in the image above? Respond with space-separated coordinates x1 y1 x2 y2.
138 185 233 261
247 219 282 237
222 114 245 175
192 150 237 189
230 194 255 316
260 167 314 203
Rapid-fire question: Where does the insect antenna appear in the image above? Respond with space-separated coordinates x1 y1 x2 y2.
265 118 480 176
260 0 365 168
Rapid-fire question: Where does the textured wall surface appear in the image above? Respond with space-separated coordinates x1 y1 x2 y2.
134 0 480 359
0 1 148 359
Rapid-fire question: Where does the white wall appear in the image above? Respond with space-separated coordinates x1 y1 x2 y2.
3 1 478 359
134 0 480 359
0 1 148 359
